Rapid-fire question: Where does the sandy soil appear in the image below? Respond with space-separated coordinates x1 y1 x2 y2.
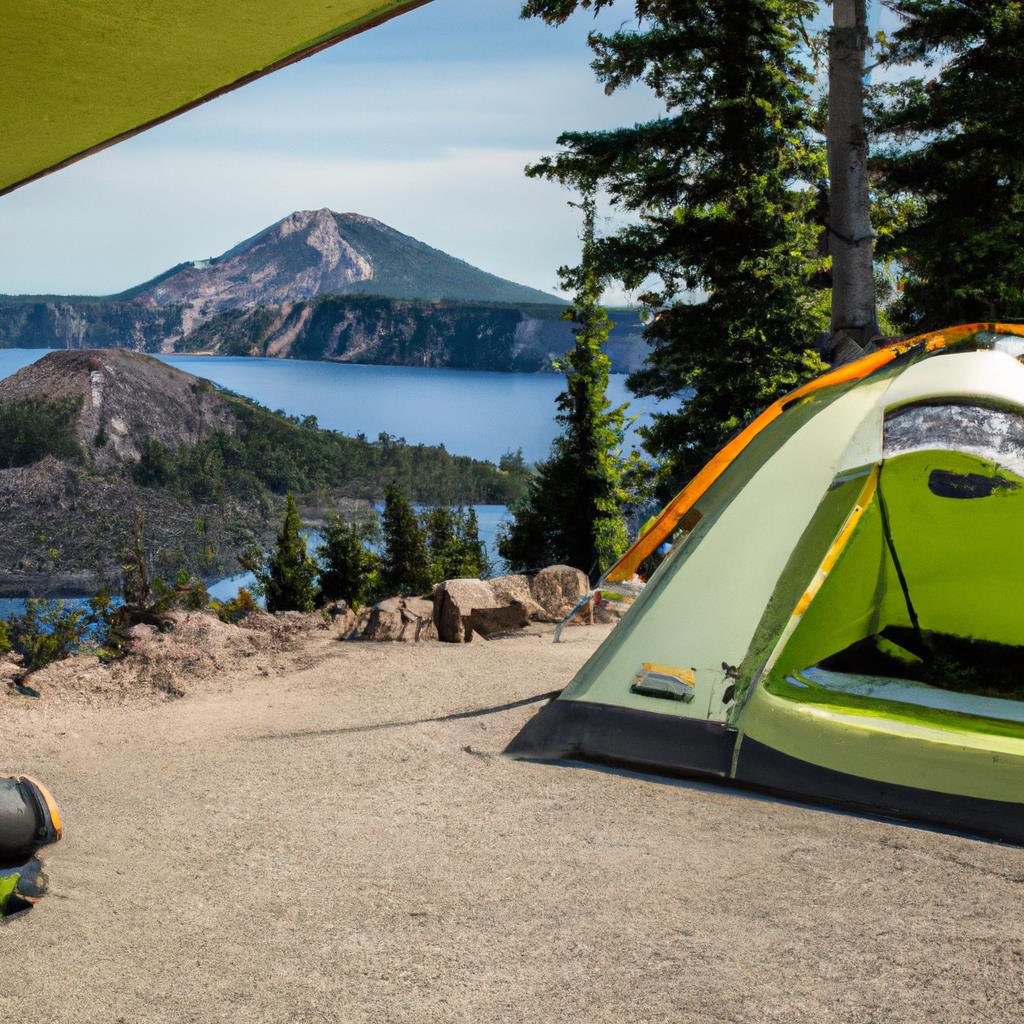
3 625 1024 1023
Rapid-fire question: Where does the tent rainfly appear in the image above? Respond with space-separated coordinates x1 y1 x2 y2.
0 0 430 197
509 323 1024 843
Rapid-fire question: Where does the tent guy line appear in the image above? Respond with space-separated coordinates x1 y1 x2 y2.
249 687 563 742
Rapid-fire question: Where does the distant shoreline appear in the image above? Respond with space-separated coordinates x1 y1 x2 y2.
0 573 100 599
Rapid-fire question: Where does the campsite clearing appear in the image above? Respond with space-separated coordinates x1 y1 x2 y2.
2 625 1022 1023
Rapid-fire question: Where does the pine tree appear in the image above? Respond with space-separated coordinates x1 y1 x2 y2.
121 508 152 608
247 493 318 613
871 2 1024 330
380 485 433 596
522 0 828 492
317 512 381 609
499 187 631 577
458 507 490 579
422 506 490 581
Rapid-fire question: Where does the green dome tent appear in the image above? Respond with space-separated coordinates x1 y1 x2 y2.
509 322 1024 843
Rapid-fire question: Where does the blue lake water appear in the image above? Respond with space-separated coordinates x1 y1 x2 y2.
161 355 660 463
0 350 659 464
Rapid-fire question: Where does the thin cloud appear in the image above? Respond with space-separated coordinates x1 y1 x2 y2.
0 0 658 305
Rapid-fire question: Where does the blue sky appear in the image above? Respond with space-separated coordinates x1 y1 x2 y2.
0 0 662 301
0 0 898 302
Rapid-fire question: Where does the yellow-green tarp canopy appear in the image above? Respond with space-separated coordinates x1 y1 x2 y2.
0 0 429 196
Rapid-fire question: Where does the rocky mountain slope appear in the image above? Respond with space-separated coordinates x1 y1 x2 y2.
0 349 523 595
0 348 234 471
127 209 560 312
0 210 650 372
180 297 648 372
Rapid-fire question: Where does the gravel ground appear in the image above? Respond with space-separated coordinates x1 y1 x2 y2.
3 625 1024 1023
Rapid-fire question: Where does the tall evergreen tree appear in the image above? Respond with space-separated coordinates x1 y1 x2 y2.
317 513 381 609
522 0 828 491
422 506 490 581
499 187 630 577
871 2 1024 331
380 484 433 596
246 493 318 613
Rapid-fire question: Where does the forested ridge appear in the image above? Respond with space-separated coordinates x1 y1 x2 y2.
0 350 526 588
132 388 528 507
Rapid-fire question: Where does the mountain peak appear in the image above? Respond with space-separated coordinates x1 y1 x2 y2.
125 210 559 315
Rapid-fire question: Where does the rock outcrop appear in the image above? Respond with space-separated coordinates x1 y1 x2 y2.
353 566 599 644
323 600 356 637
359 597 437 642
432 578 531 643
488 573 552 622
528 565 592 621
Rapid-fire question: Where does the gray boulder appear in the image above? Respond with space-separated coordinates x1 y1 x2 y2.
529 565 591 621
360 596 437 642
432 578 530 643
324 600 357 637
488 573 552 622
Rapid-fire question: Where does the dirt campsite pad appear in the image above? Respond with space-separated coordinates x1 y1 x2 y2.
2 624 1023 1023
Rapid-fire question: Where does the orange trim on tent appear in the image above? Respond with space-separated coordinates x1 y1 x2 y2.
606 322 1024 584
791 465 879 618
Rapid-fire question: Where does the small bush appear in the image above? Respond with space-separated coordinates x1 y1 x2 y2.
0 396 83 468
212 588 258 624
146 571 212 614
7 600 93 673
180 580 211 611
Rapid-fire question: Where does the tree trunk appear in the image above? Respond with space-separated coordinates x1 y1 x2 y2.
828 0 877 356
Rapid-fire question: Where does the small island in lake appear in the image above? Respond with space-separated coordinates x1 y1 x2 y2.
0 348 525 596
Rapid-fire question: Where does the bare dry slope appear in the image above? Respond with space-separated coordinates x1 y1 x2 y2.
2 627 1022 1023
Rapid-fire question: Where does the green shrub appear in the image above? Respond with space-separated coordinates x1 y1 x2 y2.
133 439 176 488
87 591 123 660
7 600 93 673
150 572 211 613
212 588 258 624
0 396 83 468
179 579 211 611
